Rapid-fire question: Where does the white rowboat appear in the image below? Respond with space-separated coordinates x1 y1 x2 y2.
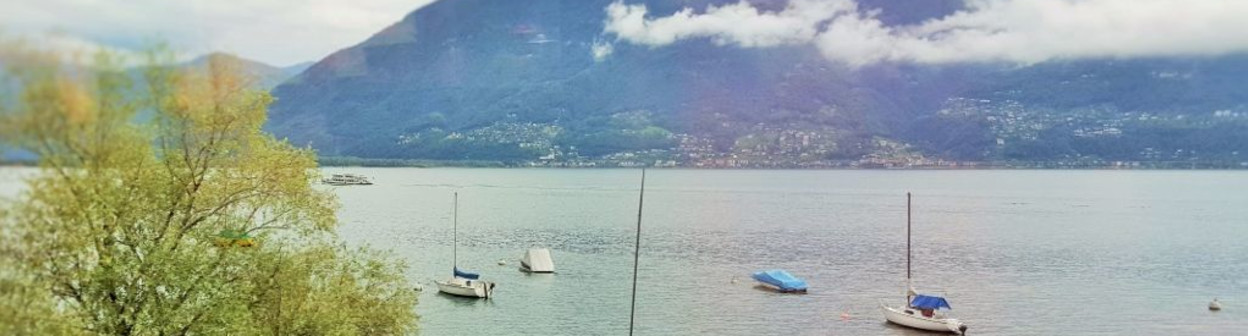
520 248 555 273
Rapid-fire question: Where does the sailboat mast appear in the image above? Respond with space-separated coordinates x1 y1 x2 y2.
454 192 458 269
907 192 911 281
628 169 646 336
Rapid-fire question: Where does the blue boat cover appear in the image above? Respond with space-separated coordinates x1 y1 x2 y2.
751 270 808 291
911 295 952 310
454 267 480 280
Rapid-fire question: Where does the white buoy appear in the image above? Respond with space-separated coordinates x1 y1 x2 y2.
730 276 739 284
1209 298 1221 311
497 259 507 266
413 283 424 292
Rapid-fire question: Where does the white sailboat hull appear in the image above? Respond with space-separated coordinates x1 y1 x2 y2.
881 304 965 334
436 278 494 299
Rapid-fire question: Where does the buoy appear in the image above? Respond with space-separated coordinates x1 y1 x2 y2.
413 283 424 292
497 259 507 266
730 276 739 284
840 312 850 321
1209 298 1221 311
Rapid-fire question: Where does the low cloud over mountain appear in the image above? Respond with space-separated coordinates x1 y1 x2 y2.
604 0 1248 66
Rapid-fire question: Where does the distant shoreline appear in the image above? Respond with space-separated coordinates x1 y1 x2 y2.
6 157 1243 170
314 156 1248 170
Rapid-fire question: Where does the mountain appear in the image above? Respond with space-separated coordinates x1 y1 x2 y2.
187 53 307 90
1 52 314 164
268 0 1248 167
280 61 315 77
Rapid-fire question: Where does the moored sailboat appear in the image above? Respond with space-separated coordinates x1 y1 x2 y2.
435 192 495 298
436 268 495 298
880 193 968 334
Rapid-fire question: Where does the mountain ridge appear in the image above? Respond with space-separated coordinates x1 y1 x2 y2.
267 0 1248 167
187 52 308 89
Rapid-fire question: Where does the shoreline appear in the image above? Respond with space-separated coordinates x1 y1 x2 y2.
314 156 1248 170
7 159 1244 170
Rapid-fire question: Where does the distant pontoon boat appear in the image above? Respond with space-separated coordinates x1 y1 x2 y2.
322 173 373 186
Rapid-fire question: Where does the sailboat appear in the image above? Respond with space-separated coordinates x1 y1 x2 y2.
435 192 496 298
880 193 968 334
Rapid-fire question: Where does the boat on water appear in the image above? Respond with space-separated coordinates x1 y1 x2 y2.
434 193 495 299
436 268 495 298
880 193 968 335
1209 298 1222 311
881 295 965 334
519 248 555 273
322 173 373 186
751 269 808 293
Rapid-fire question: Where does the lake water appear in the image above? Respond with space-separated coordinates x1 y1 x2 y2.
3 168 1247 335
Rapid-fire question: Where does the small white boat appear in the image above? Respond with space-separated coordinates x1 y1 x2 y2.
436 193 495 299
880 193 968 334
519 248 555 273
436 270 495 299
322 173 373 186
1209 298 1222 311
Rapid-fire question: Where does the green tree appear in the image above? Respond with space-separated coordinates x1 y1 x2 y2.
0 44 417 335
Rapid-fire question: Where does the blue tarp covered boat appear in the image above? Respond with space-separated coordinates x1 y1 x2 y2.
751 269 808 293
910 295 952 310
454 267 480 280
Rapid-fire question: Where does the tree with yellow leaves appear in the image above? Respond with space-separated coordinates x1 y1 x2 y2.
0 44 418 335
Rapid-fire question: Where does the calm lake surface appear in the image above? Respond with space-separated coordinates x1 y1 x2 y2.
3 168 1246 335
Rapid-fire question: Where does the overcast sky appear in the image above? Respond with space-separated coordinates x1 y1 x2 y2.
0 0 437 67
4 0 1247 68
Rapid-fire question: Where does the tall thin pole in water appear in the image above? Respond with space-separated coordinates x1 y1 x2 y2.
906 192 912 289
628 169 646 336
453 192 458 270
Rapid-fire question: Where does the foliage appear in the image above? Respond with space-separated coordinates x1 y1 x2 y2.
554 111 676 157
0 44 417 335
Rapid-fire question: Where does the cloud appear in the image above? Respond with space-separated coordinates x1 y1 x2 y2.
21 32 136 57
0 31 145 68
603 0 1248 66
592 39 615 61
0 0 439 66
604 0 853 47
